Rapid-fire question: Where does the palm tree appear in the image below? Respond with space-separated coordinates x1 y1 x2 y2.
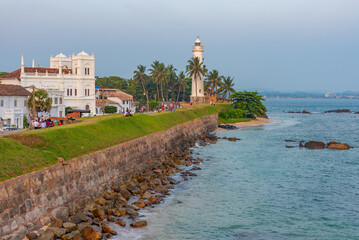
221 76 235 98
206 70 222 101
176 71 187 102
185 57 206 101
149 61 166 102
27 89 52 114
166 65 177 101
133 65 150 111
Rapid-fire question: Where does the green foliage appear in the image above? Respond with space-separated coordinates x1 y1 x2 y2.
104 106 117 113
230 91 267 117
23 115 28 128
0 72 9 77
149 100 159 110
27 90 52 113
0 106 217 181
65 107 72 116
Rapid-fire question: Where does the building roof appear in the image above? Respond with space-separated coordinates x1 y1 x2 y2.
55 53 67 58
77 51 89 56
96 99 119 107
0 67 73 80
0 84 31 96
108 92 133 101
195 37 201 43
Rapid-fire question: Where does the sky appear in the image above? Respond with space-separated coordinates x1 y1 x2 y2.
1 0 359 92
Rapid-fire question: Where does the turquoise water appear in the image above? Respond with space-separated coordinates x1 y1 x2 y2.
114 99 359 240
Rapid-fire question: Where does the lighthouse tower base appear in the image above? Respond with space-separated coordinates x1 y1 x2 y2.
190 96 206 104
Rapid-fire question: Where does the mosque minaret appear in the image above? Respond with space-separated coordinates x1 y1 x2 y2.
191 37 205 103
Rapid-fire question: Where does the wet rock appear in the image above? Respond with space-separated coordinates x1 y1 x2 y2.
120 189 131 200
355 111 359 114
218 124 238 130
102 224 117 235
177 201 183 204
324 109 351 113
285 146 295 148
63 222 77 231
134 200 147 208
304 141 325 149
115 207 127 216
152 178 162 186
302 109 311 114
131 220 148 228
126 208 139 217
228 137 240 142
116 219 126 227
299 141 305 147
82 226 102 240
108 216 116 222
326 141 350 150
285 140 296 142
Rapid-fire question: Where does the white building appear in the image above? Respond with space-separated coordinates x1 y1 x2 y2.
0 51 96 117
0 84 30 128
191 37 205 103
96 88 135 114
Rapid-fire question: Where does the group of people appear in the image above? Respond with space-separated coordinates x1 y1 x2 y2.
31 118 56 129
160 102 178 112
123 108 132 117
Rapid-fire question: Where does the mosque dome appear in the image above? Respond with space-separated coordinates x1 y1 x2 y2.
77 51 89 56
55 53 67 58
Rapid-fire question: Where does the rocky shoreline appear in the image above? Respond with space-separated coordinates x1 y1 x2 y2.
24 134 220 240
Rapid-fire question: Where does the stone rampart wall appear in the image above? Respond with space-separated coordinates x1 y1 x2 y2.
0 114 217 238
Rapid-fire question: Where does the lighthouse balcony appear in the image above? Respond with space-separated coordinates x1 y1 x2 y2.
192 46 204 52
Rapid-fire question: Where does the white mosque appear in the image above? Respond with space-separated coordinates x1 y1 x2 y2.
190 37 205 103
0 51 96 117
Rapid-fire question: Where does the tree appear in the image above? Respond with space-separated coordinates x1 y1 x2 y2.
27 90 52 113
104 106 117 113
221 76 235 98
149 61 165 102
185 57 206 101
166 65 177 101
176 71 187 102
133 65 150 111
206 70 222 99
230 91 267 117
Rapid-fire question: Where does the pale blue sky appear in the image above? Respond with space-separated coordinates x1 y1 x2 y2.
1 0 359 92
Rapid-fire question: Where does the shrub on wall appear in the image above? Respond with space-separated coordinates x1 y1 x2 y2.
149 101 159 110
104 106 117 114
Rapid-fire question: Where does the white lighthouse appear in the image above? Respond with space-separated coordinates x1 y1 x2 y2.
191 37 205 103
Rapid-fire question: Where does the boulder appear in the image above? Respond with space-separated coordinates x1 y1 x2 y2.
120 189 131 200
304 141 325 149
355 111 359 114
228 138 237 142
134 200 147 208
63 222 77 231
126 208 139 217
130 220 148 228
326 141 350 150
116 219 126 227
302 109 311 114
324 109 351 113
155 185 169 194
61 230 81 240
218 124 238 130
26 232 39 240
101 224 117 235
92 208 106 220
82 226 102 240
77 221 91 232
72 212 91 224
37 230 55 240
47 227 67 238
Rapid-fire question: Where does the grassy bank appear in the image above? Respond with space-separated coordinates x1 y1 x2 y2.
0 105 220 181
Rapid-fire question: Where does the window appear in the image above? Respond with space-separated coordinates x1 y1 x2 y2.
0 100 3 107
199 89 201 93
55 98 58 104
67 89 69 96
123 100 125 105
14 100 17 107
24 100 27 107
75 69 77 75
75 89 77 96
85 89 90 96
84 68 90 75
70 89 73 96
59 97 62 104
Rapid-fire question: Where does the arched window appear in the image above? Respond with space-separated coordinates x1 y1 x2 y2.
86 105 90 110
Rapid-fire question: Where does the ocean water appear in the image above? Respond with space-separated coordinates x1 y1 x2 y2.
113 99 359 240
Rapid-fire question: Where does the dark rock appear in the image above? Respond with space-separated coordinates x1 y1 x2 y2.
324 109 351 113
285 146 295 148
116 219 126 227
92 208 106 220
218 124 238 130
304 141 325 149
285 140 296 142
355 111 359 114
26 232 39 240
102 224 117 235
63 222 77 231
130 220 148 228
302 109 311 114
72 212 91 224
299 141 305 147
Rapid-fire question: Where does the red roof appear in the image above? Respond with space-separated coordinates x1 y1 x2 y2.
96 99 119 107
0 84 30 96
0 67 72 80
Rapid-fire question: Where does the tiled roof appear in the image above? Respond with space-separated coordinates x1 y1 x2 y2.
108 92 133 101
0 84 31 96
96 99 119 107
0 67 72 79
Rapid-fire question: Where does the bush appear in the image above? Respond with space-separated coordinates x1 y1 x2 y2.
104 106 117 114
149 101 159 110
219 110 229 119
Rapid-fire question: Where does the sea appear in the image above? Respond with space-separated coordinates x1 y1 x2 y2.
112 99 359 240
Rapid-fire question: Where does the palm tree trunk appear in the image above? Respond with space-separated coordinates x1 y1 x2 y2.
160 82 164 102
177 84 181 103
156 84 160 102
216 82 218 102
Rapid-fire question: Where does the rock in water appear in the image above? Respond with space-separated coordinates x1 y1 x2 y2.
326 141 350 150
304 141 325 149
131 220 148 228
324 109 351 113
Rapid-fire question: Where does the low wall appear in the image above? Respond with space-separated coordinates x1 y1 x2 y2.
0 113 217 238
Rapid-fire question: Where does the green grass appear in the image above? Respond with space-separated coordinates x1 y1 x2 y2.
0 105 220 181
